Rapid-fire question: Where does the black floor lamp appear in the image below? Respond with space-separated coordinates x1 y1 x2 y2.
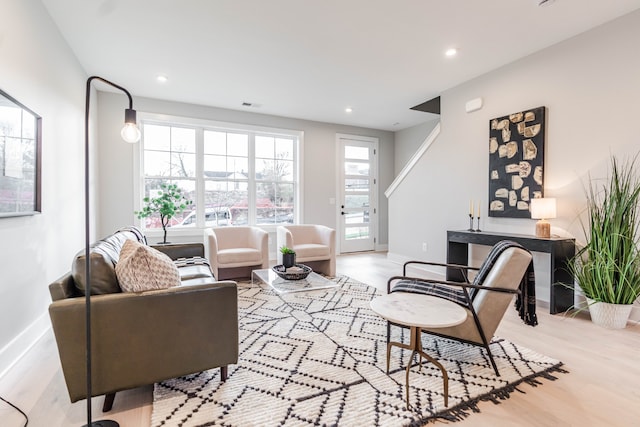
83 76 140 427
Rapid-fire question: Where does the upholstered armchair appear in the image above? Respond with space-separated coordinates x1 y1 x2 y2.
387 241 535 375
277 224 336 277
204 226 269 280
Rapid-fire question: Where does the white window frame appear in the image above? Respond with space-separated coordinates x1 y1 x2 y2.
133 112 304 238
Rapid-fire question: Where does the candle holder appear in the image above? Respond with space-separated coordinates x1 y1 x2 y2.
475 216 481 232
468 213 474 232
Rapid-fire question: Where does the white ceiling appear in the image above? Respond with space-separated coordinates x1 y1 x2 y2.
42 0 640 131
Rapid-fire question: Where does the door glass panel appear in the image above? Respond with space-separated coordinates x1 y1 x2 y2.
345 178 369 192
345 161 369 176
345 145 369 160
345 226 370 240
345 194 369 209
345 211 370 224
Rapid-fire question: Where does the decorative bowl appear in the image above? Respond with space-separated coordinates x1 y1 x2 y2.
272 264 312 280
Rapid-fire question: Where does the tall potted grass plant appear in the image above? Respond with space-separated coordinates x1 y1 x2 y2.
571 154 640 328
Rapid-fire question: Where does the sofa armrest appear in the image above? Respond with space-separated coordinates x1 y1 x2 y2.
48 280 238 403
49 273 81 301
151 243 204 260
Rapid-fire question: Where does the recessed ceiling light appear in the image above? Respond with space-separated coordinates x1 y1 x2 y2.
156 75 168 83
445 48 458 57
345 107 353 113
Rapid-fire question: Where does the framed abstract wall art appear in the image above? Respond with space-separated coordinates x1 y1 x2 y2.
488 106 545 218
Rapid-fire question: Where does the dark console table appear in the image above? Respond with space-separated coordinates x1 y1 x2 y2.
446 230 576 314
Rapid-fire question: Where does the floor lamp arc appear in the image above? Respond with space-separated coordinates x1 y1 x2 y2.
84 76 140 427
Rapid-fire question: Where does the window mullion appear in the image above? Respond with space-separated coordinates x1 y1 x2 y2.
195 127 205 227
248 132 256 225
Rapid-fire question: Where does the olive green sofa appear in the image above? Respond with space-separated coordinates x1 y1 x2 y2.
48 227 238 412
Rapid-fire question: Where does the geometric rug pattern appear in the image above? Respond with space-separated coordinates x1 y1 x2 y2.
151 276 566 426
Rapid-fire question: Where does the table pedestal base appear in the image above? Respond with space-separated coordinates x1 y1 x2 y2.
387 326 449 408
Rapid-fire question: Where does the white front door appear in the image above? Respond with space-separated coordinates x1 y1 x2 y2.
337 134 377 253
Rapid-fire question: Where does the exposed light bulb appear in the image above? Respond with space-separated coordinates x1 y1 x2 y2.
121 123 141 143
121 108 141 143
156 75 168 83
345 107 353 113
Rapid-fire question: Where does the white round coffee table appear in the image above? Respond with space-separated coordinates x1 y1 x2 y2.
370 292 467 408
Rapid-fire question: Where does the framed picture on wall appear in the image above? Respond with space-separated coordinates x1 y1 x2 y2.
0 88 42 217
488 106 546 218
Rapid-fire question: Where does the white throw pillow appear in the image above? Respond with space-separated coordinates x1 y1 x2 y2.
115 239 181 292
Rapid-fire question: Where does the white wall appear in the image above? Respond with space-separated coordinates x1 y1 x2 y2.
0 0 87 376
96 94 394 249
394 118 439 175
388 10 640 311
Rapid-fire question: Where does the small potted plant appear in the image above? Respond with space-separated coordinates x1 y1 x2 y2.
280 246 296 268
135 183 192 244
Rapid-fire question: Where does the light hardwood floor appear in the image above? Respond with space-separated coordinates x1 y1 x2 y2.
1 252 639 426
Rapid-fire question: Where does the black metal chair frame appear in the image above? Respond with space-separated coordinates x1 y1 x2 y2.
386 260 520 376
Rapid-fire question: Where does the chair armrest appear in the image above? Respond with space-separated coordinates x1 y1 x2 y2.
249 227 267 249
48 281 238 402
387 275 520 295
276 226 294 264
152 243 204 260
314 225 335 247
402 261 479 282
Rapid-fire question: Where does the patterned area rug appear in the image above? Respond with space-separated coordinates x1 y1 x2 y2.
151 276 565 426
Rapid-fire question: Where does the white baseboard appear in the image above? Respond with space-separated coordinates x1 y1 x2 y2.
385 252 445 277
0 312 50 380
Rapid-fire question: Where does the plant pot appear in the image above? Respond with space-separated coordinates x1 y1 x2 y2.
586 298 633 329
282 253 296 268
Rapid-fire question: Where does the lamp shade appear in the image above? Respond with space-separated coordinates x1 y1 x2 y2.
530 197 556 219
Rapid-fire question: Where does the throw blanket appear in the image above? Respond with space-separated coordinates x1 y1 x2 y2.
392 240 537 326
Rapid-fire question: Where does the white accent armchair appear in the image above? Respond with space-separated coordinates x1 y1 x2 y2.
277 225 336 277
205 226 269 280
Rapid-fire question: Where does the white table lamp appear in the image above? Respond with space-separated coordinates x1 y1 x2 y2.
530 198 556 238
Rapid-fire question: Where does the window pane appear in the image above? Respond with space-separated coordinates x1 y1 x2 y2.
345 145 368 160
143 124 170 151
255 135 274 158
276 138 293 160
171 127 195 152
144 151 171 176
204 131 226 155
171 153 196 177
204 154 227 175
227 133 248 156
142 179 194 228
256 182 293 225
227 156 248 174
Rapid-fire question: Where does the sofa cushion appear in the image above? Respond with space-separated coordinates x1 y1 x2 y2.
115 240 181 292
72 227 144 295
217 248 263 265
294 243 330 259
174 257 214 281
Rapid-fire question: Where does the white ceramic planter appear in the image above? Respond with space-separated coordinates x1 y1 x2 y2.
586 298 633 329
